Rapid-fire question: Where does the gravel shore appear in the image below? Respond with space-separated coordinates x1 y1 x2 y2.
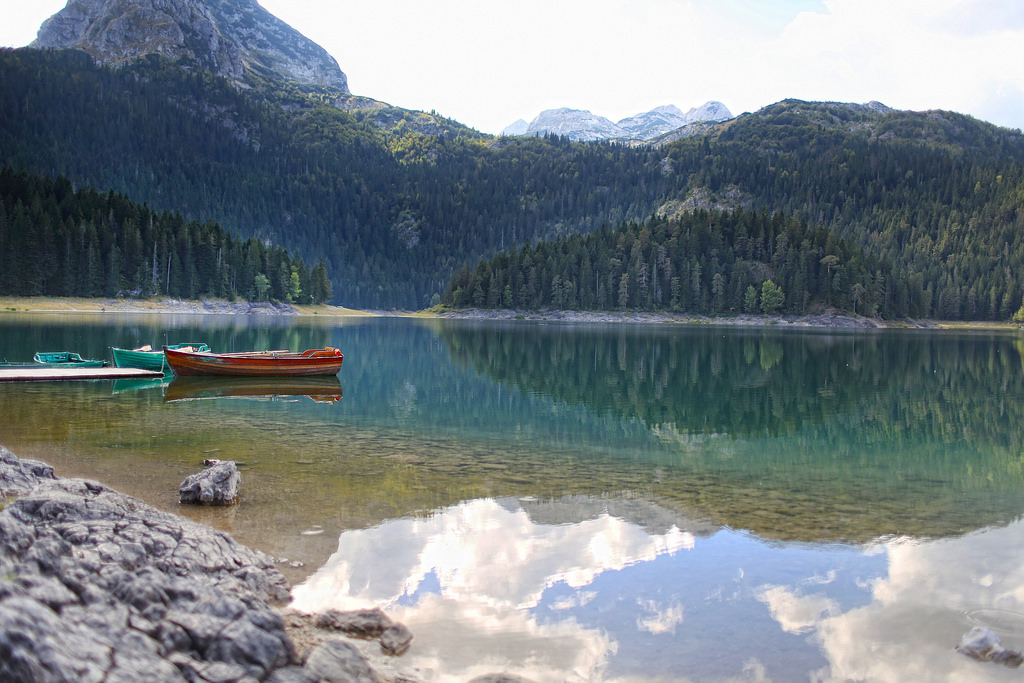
2 297 1016 330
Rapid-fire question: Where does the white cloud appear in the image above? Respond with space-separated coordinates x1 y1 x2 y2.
812 522 1024 681
4 1 1023 132
636 598 685 635
291 498 692 613
289 497 691 681
756 584 839 634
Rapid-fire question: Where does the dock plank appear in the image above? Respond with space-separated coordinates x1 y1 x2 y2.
0 367 164 382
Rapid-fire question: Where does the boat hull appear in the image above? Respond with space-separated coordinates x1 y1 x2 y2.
32 351 106 368
112 348 167 372
112 343 209 372
163 347 343 377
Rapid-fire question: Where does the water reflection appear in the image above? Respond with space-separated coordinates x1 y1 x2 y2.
164 376 342 404
3 316 1024 547
292 496 1024 682
437 321 1024 540
5 314 1024 679
111 377 170 394
439 321 1024 443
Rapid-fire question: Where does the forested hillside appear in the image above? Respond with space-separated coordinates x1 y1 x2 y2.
443 210 897 316
0 168 330 303
2 49 1024 318
0 49 669 309
657 101 1024 320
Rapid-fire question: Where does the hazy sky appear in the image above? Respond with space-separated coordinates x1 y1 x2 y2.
4 0 1023 134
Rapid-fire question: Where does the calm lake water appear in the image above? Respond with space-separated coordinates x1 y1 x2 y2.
2 313 1024 682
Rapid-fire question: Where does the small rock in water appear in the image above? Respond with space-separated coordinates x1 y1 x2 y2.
956 626 1024 667
380 622 413 656
316 608 394 639
304 640 378 683
180 460 240 505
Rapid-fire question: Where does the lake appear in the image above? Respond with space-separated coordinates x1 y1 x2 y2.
2 312 1024 682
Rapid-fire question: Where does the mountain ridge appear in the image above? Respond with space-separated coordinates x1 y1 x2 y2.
32 0 349 91
5 1 1024 318
503 101 734 142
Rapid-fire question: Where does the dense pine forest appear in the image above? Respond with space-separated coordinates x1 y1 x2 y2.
443 210 899 316
658 102 1024 320
0 168 330 303
0 49 668 309
2 48 1024 318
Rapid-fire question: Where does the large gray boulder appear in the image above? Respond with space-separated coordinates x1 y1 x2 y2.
0 447 412 682
0 474 293 681
179 459 240 505
0 444 55 499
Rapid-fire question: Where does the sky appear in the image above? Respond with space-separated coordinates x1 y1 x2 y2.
3 0 1024 134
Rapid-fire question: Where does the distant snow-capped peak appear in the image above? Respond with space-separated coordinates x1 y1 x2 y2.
504 102 733 142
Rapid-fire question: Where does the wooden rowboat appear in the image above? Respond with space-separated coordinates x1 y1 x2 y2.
111 342 210 372
163 346 343 377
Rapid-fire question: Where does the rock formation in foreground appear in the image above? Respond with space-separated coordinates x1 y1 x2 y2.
0 445 403 682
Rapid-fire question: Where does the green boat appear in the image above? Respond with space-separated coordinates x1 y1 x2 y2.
32 351 107 368
110 343 210 372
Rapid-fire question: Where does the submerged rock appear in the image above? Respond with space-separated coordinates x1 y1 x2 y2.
956 626 1024 667
304 640 382 683
179 459 240 505
379 622 414 656
286 608 414 658
317 607 395 639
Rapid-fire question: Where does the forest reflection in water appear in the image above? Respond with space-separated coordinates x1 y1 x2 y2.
2 314 1024 680
437 320 1024 540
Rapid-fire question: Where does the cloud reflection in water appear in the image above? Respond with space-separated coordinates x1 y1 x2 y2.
290 498 1024 682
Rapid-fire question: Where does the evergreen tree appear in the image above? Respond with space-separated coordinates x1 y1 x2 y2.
760 280 785 313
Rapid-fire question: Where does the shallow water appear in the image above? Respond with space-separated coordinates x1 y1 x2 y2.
2 313 1024 681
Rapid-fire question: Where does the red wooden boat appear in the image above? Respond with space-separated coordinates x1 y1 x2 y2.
163 346 343 377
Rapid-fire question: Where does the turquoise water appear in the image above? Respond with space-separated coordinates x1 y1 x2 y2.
2 313 1024 681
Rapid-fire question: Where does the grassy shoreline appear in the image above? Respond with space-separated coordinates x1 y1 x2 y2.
0 296 1020 331
0 296 373 317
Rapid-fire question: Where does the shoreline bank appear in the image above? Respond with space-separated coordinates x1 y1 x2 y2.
0 295 373 317
1 296 1019 331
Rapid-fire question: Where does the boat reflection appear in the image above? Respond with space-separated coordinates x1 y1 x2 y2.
111 377 171 394
290 496 1024 683
164 375 342 404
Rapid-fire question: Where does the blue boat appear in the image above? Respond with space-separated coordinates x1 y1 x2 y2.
32 351 107 368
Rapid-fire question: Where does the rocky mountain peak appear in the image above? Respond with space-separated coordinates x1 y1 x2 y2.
524 108 624 142
505 101 733 143
31 0 348 92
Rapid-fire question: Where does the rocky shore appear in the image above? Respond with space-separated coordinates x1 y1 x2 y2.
434 307 890 327
2 296 1017 330
0 296 367 317
0 445 444 683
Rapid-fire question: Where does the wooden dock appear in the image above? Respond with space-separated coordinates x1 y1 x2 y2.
0 367 164 382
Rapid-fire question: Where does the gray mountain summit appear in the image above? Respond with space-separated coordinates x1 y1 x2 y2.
32 0 349 92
